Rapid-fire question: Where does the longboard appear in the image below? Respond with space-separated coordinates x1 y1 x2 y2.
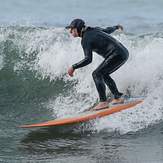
19 98 143 128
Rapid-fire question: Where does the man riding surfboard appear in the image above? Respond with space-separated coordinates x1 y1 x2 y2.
66 19 129 110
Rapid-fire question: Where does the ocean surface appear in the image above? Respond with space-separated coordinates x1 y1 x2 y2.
0 0 163 162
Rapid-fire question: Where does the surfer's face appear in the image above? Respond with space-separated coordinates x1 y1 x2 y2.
69 28 79 37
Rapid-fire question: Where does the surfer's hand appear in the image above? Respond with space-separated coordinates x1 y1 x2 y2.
68 66 75 77
117 25 123 31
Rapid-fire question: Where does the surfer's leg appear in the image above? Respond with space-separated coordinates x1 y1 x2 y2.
101 50 129 99
92 49 128 109
92 54 122 101
92 65 110 110
103 75 123 99
92 68 109 110
92 68 107 102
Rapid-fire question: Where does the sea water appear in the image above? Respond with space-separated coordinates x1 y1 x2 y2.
0 0 163 162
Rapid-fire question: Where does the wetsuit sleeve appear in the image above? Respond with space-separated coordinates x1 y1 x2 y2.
102 26 119 34
72 43 92 70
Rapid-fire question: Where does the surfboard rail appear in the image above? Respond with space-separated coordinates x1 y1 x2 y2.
19 100 143 128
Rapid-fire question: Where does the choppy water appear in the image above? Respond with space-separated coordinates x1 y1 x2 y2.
0 0 163 162
1 0 163 33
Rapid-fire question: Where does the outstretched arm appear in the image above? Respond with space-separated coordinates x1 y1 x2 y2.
102 25 123 34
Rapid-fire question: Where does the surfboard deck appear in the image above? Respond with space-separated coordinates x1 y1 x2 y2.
19 98 143 128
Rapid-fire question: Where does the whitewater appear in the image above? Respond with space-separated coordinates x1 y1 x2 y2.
1 0 163 162
1 26 163 134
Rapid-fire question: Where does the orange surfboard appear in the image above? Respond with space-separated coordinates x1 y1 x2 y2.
19 99 143 128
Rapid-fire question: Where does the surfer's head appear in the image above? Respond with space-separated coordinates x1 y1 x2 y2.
66 19 85 37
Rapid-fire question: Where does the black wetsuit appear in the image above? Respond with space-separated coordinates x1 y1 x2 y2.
72 26 129 102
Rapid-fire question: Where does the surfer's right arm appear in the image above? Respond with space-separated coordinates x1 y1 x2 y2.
99 25 123 34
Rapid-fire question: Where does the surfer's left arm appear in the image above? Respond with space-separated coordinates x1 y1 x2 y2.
102 25 123 34
68 43 92 77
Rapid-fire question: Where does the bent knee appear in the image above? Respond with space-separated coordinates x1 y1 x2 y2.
92 70 102 79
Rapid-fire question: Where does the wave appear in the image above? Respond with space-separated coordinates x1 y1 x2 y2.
1 26 163 134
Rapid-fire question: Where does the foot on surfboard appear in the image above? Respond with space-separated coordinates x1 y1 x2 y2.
111 98 125 105
92 101 109 111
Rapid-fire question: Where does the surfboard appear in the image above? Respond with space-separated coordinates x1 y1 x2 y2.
19 98 143 128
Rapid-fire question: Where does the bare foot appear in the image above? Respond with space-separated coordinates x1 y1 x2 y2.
111 98 124 104
92 101 109 111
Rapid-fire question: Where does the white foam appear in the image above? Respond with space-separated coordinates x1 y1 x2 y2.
0 55 4 70
92 34 163 134
8 27 163 134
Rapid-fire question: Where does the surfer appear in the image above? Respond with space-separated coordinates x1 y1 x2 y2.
66 19 129 110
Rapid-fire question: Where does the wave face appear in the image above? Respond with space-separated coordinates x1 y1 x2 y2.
1 26 163 134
